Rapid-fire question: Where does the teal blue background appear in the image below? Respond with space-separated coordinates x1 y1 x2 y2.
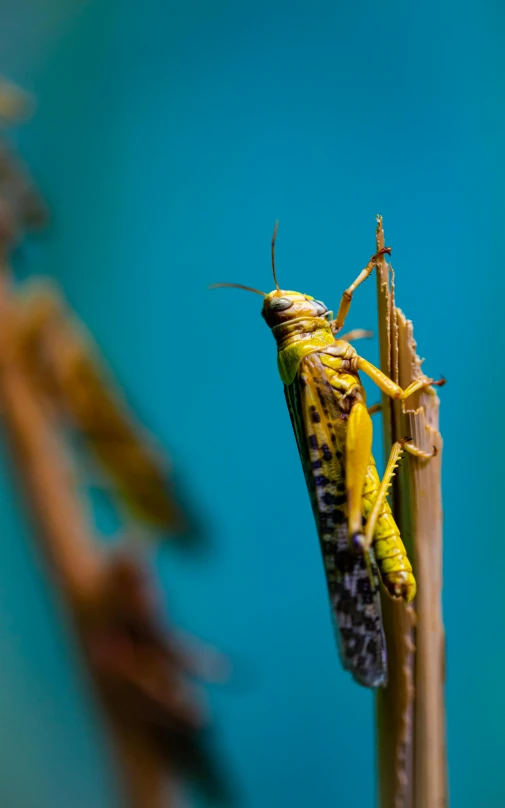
1 0 504 806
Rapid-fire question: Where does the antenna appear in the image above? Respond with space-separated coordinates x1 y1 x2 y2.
209 282 266 296
271 220 280 291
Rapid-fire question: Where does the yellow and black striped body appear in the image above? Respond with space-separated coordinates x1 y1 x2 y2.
262 289 415 687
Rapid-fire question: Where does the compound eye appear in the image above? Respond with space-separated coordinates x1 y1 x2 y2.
269 297 293 311
313 299 328 313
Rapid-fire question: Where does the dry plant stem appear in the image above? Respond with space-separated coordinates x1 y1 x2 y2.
374 218 447 808
0 271 102 602
0 267 170 808
114 724 171 808
374 226 415 808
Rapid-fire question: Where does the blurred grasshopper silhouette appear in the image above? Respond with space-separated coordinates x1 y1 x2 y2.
15 279 187 534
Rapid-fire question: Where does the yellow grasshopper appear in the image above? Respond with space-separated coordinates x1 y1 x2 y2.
212 224 444 687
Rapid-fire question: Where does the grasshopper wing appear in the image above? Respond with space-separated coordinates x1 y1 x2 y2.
285 353 387 688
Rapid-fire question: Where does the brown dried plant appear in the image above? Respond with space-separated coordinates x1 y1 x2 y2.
374 216 446 808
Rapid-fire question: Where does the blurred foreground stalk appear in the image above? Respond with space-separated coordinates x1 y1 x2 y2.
374 217 447 808
0 96 219 807
0 237 173 808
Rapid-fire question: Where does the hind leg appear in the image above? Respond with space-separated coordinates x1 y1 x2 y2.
361 440 407 551
345 402 373 544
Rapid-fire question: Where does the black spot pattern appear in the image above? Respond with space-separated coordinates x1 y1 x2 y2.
328 522 387 686
321 444 332 461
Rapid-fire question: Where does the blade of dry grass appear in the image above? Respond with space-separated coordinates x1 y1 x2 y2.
374 216 447 808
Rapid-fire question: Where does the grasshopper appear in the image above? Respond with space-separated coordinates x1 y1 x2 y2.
212 224 444 687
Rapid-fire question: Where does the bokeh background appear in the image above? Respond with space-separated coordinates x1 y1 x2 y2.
1 0 504 806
